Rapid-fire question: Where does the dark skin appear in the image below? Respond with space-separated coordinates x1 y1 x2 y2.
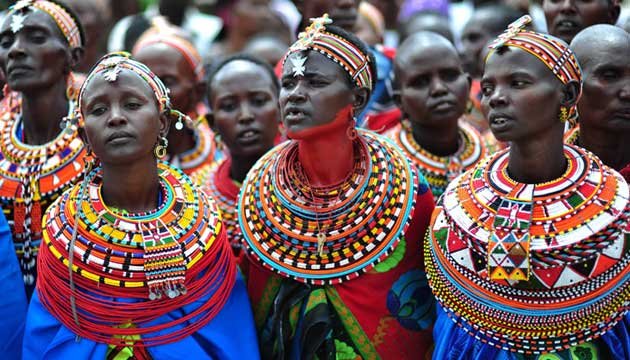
159 0 191 27
64 0 109 74
280 50 369 186
293 0 359 32
208 60 280 182
0 10 83 145
81 69 170 213
134 43 205 157
460 9 499 79
243 36 289 67
543 0 619 44
571 25 630 171
394 32 471 157
481 47 579 183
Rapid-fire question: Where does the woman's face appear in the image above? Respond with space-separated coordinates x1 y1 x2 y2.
81 69 167 165
134 43 198 115
543 0 617 44
480 48 564 143
210 60 279 159
397 43 470 129
0 10 71 92
279 51 356 139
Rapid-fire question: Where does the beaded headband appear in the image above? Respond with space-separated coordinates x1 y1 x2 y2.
283 14 373 91
6 0 82 48
487 15 583 122
132 17 205 82
75 52 190 128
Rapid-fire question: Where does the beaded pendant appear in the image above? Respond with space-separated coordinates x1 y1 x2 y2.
386 120 488 198
238 130 419 285
0 96 86 287
425 144 630 355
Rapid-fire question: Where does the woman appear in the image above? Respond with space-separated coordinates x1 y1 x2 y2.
239 16 436 359
0 0 87 299
388 31 491 199
23 53 259 359
426 16 630 359
133 18 218 175
194 54 279 260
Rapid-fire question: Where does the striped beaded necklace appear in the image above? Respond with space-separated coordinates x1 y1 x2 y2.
239 130 418 285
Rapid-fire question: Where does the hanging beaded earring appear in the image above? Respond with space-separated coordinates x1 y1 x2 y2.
559 106 569 123
174 113 184 130
154 136 168 159
214 132 224 151
347 108 358 140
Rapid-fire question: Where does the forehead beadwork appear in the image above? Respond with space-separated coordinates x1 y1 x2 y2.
100 56 125 82
283 14 373 91
490 15 532 49
10 12 27 33
290 55 307 77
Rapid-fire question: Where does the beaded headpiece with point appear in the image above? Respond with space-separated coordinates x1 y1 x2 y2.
6 0 82 48
487 15 583 124
283 14 373 91
74 52 191 129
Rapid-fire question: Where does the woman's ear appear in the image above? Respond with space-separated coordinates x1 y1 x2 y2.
159 111 172 137
66 47 85 73
560 80 580 108
351 87 370 115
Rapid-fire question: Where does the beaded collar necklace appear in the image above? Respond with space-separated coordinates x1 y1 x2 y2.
391 120 486 198
426 144 629 354
165 119 216 174
0 94 85 287
38 161 236 346
239 130 418 285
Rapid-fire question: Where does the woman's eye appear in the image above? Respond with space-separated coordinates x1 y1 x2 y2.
281 79 295 89
219 102 236 111
90 106 106 116
126 102 141 110
480 85 493 96
251 95 268 106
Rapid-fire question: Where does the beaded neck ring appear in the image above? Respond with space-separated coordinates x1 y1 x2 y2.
5 0 83 48
486 15 583 125
282 14 373 91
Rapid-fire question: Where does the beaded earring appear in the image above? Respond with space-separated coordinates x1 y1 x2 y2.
559 106 569 123
154 136 168 159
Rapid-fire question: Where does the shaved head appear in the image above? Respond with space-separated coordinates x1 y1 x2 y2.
571 24 629 69
396 31 458 71
570 24 630 138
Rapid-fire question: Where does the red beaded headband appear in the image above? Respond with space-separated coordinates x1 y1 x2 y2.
8 0 82 48
283 14 373 91
132 18 205 82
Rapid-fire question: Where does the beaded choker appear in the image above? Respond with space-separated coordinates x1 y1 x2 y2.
387 120 488 198
239 130 418 285
425 144 630 354
0 95 86 288
37 162 236 346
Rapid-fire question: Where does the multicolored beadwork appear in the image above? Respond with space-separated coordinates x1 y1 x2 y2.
238 130 418 285
37 161 236 346
7 0 83 48
193 158 242 255
166 119 216 176
0 94 86 288
283 14 373 90
425 144 630 355
385 120 488 199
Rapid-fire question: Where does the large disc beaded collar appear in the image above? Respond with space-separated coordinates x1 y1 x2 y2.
425 144 629 354
37 162 236 346
238 130 419 285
